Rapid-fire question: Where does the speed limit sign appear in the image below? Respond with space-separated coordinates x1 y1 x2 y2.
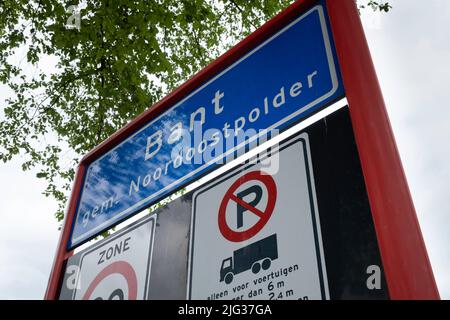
59 216 155 300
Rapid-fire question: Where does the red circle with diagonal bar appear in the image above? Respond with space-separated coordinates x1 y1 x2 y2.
218 170 277 242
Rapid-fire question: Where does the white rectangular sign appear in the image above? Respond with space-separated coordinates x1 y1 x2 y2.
67 216 155 300
188 133 329 300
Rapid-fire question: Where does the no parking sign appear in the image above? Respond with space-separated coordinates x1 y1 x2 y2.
188 133 329 300
218 170 277 242
59 216 155 300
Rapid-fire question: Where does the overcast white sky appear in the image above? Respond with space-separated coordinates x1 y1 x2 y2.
0 0 449 299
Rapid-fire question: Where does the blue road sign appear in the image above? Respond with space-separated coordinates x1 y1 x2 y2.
69 3 344 248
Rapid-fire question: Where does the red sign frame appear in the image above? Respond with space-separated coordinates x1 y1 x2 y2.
45 0 439 299
82 261 138 300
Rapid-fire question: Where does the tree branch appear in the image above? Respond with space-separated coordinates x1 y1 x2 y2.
229 0 258 29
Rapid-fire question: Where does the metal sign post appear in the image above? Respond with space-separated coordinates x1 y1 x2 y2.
45 0 439 299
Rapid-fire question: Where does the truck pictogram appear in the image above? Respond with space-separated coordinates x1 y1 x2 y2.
220 234 278 284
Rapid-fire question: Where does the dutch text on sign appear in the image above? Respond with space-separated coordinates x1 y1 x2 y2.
61 217 155 300
70 4 343 248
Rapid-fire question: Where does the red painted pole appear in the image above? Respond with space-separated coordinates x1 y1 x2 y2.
326 0 439 299
44 164 86 299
